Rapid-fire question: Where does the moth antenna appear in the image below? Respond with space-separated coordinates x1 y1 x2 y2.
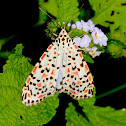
67 4 84 25
39 7 61 27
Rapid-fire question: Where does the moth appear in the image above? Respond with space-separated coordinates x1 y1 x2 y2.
21 8 94 106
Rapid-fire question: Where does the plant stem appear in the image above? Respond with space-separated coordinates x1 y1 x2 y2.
96 84 126 99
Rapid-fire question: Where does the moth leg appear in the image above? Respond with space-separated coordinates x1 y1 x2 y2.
52 33 58 37
47 26 58 37
51 37 56 40
71 32 89 39
68 29 72 35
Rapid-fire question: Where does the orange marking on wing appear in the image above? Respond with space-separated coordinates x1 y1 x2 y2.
79 53 83 58
84 89 88 93
54 51 56 54
41 53 46 60
67 68 70 73
69 90 77 95
69 51 71 54
74 45 78 49
88 75 92 81
47 63 49 65
27 77 31 83
77 81 81 85
28 93 31 98
85 65 88 72
37 83 42 87
51 69 54 75
24 88 27 91
73 71 78 76
37 94 46 98
33 66 37 73
48 45 52 50
89 86 93 88
49 82 52 85
66 79 69 82
74 62 76 64
68 59 70 61
50 89 52 91
42 73 48 78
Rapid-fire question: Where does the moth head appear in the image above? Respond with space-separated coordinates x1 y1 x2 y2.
58 27 69 39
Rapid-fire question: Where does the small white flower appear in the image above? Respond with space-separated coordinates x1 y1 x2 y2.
88 47 101 58
84 47 92 52
122 108 126 111
67 22 71 27
80 35 91 48
72 24 76 29
92 51 101 58
62 21 65 24
91 27 108 46
89 47 97 55
76 21 82 30
73 36 81 46
81 20 90 32
87 19 95 32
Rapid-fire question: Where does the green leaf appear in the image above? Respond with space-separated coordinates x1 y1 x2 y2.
43 0 58 17
91 106 126 126
89 0 126 33
38 0 79 27
56 0 80 23
66 103 92 126
69 29 85 38
0 51 14 60
66 103 126 126
109 28 126 46
45 0 80 36
122 49 126 57
106 40 123 58
82 53 94 64
0 44 59 126
0 35 15 59
0 35 15 51
66 87 96 126
34 0 47 27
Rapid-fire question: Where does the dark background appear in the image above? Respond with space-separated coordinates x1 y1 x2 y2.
0 0 126 126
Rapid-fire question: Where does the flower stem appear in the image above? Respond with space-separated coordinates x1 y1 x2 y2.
96 84 126 99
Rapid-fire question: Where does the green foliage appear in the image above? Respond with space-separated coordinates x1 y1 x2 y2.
66 103 126 126
122 49 126 57
89 0 126 33
45 0 79 37
56 0 79 23
66 103 92 126
82 53 94 64
109 28 126 46
35 0 48 26
69 29 85 38
106 27 126 58
106 40 123 58
0 44 59 126
0 35 15 59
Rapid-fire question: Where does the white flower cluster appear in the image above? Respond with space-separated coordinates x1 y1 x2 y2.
83 47 101 58
122 108 126 111
67 20 108 58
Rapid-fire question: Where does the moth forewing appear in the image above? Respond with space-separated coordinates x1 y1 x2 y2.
21 28 94 106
